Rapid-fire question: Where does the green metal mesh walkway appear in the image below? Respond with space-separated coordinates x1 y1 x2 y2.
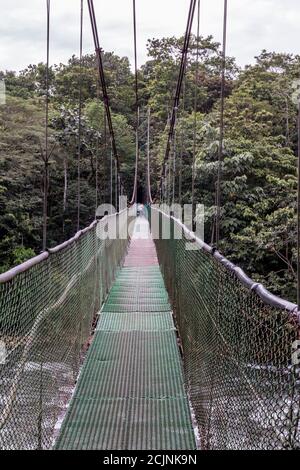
55 218 196 450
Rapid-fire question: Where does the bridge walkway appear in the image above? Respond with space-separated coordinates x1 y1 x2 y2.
55 217 196 450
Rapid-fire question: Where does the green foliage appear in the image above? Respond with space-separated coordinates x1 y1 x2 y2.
146 44 298 301
11 246 36 266
0 42 298 302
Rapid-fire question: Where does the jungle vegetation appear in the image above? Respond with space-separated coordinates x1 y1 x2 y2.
0 36 299 301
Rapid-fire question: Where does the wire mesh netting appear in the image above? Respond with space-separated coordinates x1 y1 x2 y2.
0 210 132 450
151 208 300 450
55 218 195 450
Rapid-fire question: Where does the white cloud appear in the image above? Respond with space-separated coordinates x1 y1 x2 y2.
0 0 300 72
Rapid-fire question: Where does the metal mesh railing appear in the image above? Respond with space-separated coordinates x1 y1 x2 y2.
151 208 300 450
0 210 132 450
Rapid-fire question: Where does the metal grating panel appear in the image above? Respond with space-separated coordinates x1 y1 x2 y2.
102 303 171 313
56 218 195 450
56 397 195 450
97 312 175 331
57 331 186 400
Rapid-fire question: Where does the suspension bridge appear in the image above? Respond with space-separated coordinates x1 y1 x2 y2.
0 0 299 451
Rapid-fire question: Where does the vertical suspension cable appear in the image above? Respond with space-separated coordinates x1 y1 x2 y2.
42 0 50 251
191 0 200 230
147 107 153 203
215 0 228 248
110 138 113 211
163 164 167 204
208 3 228 436
297 99 300 310
158 0 197 197
77 0 83 230
172 127 177 204
115 157 118 210
130 0 139 204
168 158 172 205
179 77 186 207
95 132 99 212
178 136 183 205
165 163 168 205
87 0 121 208
162 111 171 204
293 97 300 448
94 69 103 212
103 108 107 202
162 110 170 204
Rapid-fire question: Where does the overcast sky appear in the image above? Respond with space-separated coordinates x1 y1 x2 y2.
0 0 300 72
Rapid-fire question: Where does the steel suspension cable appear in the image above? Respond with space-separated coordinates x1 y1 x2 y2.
161 111 171 204
293 96 300 452
130 0 139 205
42 0 51 251
178 77 186 207
115 156 118 210
164 110 172 204
77 0 83 230
168 159 171 205
103 108 107 202
214 0 228 248
158 0 197 197
147 107 153 203
172 120 177 204
110 139 113 210
297 98 300 310
94 83 102 212
87 0 120 208
191 0 201 229
95 131 99 211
